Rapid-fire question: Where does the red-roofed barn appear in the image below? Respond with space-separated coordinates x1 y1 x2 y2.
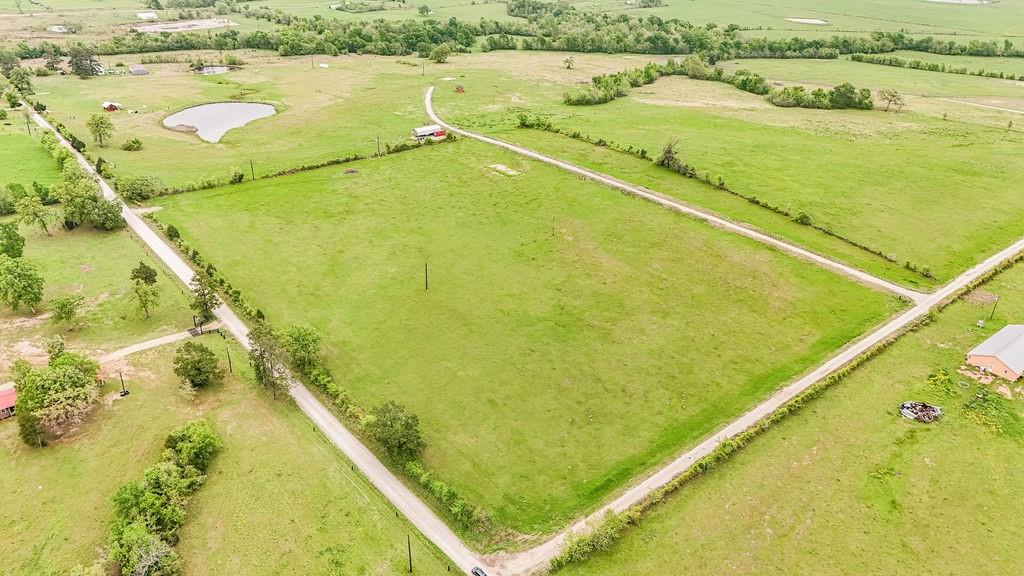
0 383 16 420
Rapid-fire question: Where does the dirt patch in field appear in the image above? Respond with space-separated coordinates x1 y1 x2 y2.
132 18 237 34
785 17 828 24
633 76 770 110
489 163 520 176
964 287 999 306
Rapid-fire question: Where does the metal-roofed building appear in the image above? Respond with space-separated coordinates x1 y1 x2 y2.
966 324 1024 381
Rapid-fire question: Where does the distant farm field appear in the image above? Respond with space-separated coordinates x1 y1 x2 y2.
435 63 1024 284
33 51 654 188
558 259 1024 576
150 139 901 536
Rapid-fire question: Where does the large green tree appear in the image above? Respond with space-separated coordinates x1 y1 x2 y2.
132 280 160 318
86 113 114 147
189 274 220 322
15 195 53 236
0 255 44 312
173 341 224 390
0 222 25 258
281 324 321 375
366 401 425 461
248 321 288 399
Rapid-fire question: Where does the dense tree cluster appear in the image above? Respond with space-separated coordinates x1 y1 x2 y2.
13 343 100 446
107 420 221 576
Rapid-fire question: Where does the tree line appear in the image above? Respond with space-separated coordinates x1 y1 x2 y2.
851 52 1024 81
7 0 1024 62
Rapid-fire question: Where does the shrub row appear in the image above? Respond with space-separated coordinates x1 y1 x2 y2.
550 249 1024 570
405 460 490 531
515 117 932 281
851 53 1024 81
107 420 220 576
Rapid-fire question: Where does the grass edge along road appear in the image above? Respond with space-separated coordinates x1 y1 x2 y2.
30 96 1024 576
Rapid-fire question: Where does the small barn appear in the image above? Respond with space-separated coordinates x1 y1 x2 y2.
0 383 15 420
129 64 149 76
412 124 445 139
967 324 1024 381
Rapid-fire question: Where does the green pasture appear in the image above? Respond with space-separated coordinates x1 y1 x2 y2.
0 131 61 189
435 64 1024 284
149 139 901 537
560 255 1024 576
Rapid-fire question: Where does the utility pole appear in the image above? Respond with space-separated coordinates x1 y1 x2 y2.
424 261 429 291
407 534 413 573
226 345 233 373
376 135 381 157
989 295 1001 320
249 158 256 181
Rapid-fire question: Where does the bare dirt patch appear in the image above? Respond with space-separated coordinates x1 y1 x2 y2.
785 17 828 24
964 287 999 306
132 18 236 34
489 163 520 176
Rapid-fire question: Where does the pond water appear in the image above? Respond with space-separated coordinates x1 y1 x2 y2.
162 102 276 143
195 66 230 75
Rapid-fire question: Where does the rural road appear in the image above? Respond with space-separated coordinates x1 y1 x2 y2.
97 321 223 364
424 87 926 305
25 94 1024 576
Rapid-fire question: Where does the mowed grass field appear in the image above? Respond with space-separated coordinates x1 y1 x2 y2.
149 139 902 535
32 51 653 188
435 61 1024 285
558 262 1024 576
0 130 61 189
0 341 455 576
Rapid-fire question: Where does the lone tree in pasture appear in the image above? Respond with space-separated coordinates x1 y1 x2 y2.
189 274 219 322
132 279 160 318
130 261 158 285
0 257 44 313
248 321 288 399
173 341 225 390
0 222 25 258
50 294 84 324
15 196 53 236
86 114 114 147
417 4 430 15
367 401 425 461
430 44 451 63
879 88 905 112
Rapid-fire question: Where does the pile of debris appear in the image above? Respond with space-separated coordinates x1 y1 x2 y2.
898 401 942 423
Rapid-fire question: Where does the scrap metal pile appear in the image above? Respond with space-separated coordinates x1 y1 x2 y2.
898 401 942 423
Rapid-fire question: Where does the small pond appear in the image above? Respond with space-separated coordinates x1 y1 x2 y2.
162 102 276 143
195 66 231 75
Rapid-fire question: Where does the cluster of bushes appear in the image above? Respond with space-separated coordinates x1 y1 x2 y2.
405 460 490 530
765 82 873 110
107 420 221 576
50 163 125 231
330 0 386 13
0 181 56 216
550 307 945 571
851 53 1024 81
13 339 100 447
564 57 872 110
